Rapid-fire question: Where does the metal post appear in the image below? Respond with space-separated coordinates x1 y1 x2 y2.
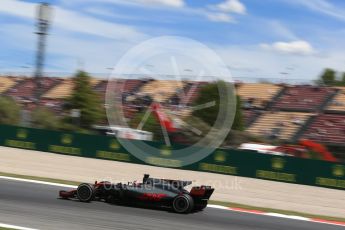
34 3 52 104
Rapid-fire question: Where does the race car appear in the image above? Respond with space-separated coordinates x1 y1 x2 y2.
59 174 214 213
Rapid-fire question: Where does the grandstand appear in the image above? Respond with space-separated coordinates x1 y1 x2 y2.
0 76 17 94
326 87 345 112
1 75 345 151
301 114 345 145
5 77 60 102
43 78 107 100
40 79 73 112
179 81 208 105
272 86 337 111
123 79 146 93
243 109 261 126
236 83 282 109
247 111 311 140
43 78 74 99
93 79 107 93
138 80 185 103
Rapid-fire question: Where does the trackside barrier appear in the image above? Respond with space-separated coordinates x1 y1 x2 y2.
0 125 344 190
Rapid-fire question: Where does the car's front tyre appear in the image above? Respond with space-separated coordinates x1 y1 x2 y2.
77 183 95 202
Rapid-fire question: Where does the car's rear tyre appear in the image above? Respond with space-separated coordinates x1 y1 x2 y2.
77 183 95 202
172 194 194 213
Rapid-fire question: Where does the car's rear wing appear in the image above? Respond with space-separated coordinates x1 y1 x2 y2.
190 186 214 200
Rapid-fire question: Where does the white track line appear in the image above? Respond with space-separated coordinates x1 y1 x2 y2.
207 204 229 210
1 176 344 228
264 213 310 221
0 223 38 230
208 205 345 227
0 176 76 188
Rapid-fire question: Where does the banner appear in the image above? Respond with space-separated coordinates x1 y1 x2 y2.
0 125 343 190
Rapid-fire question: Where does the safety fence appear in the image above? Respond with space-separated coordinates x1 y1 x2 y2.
0 125 344 190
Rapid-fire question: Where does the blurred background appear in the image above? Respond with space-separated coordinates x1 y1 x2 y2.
0 0 345 162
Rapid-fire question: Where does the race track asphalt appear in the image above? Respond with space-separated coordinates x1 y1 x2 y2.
0 178 343 230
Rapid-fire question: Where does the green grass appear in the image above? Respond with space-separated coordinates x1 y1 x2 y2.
1 171 345 223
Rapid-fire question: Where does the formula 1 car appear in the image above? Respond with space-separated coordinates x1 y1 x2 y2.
59 174 214 213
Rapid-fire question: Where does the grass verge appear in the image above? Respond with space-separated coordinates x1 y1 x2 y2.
1 171 344 223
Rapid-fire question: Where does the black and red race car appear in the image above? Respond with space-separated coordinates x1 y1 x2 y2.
59 174 214 213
